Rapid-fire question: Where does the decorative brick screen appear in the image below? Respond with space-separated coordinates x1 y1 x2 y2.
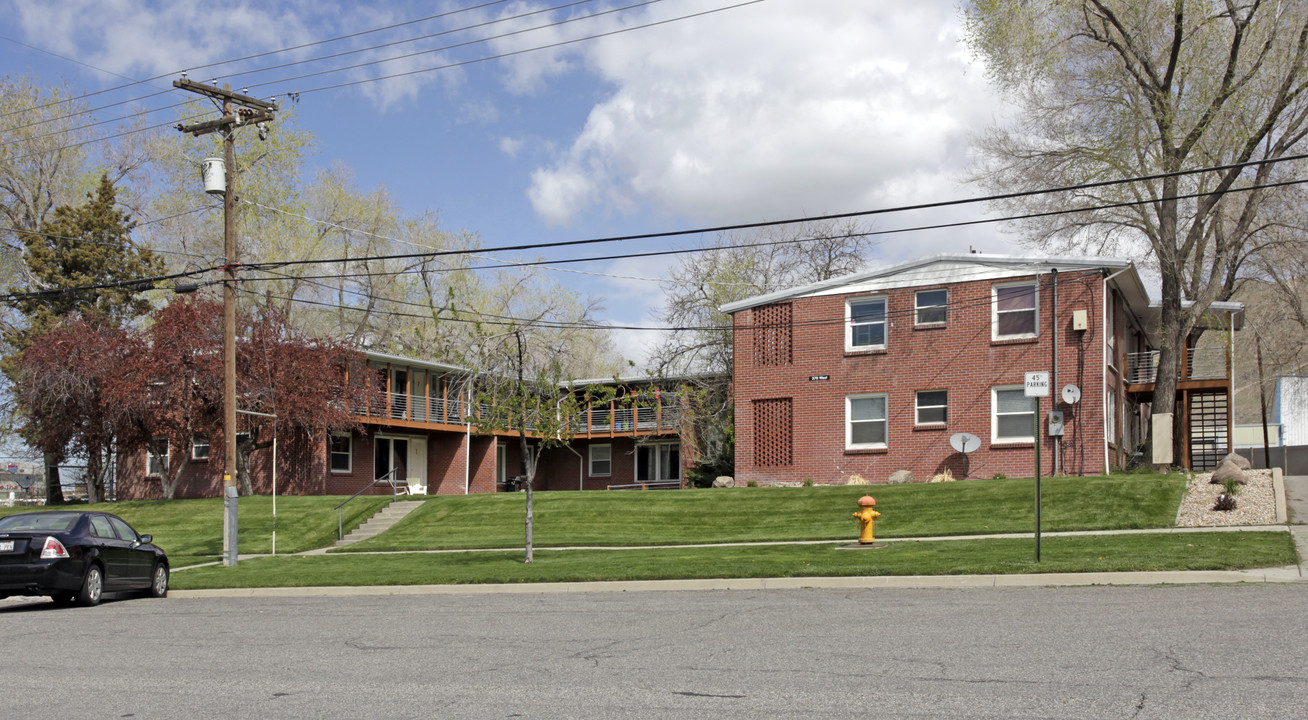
753 303 793 366
753 398 793 467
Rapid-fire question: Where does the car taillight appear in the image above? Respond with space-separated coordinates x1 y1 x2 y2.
40 537 69 559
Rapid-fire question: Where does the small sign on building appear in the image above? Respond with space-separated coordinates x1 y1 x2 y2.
1024 371 1050 397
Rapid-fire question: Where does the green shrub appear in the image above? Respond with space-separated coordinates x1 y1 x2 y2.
746 480 759 488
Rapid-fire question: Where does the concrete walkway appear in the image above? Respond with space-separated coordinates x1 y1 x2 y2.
169 474 1308 597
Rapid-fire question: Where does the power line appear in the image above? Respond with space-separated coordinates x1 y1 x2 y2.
282 1 764 98
0 0 518 122
2 0 604 142
237 154 1308 273
2 0 736 160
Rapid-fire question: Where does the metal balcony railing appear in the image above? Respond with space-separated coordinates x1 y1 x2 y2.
350 390 682 435
1126 347 1228 385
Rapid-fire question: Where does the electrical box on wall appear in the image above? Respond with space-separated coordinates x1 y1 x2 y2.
1048 410 1065 436
1071 309 1088 331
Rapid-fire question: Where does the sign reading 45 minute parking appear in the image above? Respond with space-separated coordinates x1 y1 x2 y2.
1024 371 1050 397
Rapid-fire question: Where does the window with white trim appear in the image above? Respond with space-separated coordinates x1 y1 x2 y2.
846 296 887 351
993 282 1038 340
915 289 947 325
992 386 1036 442
589 444 612 476
329 432 352 473
915 390 948 425
146 437 169 477
847 393 888 449
191 434 210 461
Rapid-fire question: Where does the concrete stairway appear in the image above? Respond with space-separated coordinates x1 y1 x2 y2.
334 500 425 549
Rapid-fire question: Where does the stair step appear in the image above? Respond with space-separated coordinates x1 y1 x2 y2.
335 499 426 548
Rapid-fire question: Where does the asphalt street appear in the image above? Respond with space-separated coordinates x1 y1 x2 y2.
3 584 1306 719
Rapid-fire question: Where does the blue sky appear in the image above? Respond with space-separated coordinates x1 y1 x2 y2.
1 0 1019 362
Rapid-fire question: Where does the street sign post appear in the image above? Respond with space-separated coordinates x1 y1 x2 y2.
1024 372 1047 562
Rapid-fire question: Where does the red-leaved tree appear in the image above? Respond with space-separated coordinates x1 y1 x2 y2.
10 318 135 503
112 298 374 498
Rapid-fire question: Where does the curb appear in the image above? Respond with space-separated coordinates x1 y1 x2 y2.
167 565 1306 599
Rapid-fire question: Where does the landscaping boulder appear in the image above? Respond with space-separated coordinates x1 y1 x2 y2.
1222 452 1252 471
887 470 914 484
1209 460 1247 485
712 476 735 488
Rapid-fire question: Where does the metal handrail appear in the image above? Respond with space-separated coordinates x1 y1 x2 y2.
335 468 401 541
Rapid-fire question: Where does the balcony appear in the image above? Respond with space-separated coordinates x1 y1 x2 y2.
1125 347 1229 390
351 390 681 437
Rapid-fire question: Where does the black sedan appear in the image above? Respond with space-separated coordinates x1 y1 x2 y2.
0 511 168 606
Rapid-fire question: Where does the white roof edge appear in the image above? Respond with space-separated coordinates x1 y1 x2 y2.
562 371 729 388
364 349 469 374
719 253 1135 314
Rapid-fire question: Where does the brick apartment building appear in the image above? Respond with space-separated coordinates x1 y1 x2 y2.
116 353 696 500
723 254 1242 485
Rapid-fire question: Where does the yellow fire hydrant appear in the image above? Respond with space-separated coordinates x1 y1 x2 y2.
853 495 881 544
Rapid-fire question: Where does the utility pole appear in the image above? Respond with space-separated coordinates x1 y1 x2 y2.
173 77 277 567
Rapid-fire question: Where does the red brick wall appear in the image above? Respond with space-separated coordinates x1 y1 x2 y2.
732 270 1108 485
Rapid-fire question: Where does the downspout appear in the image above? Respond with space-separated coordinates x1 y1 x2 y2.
1051 268 1059 477
1101 266 1132 476
465 385 471 495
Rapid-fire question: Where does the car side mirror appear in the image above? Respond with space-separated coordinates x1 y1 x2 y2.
139 534 153 544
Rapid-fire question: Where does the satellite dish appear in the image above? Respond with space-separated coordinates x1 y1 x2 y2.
1062 384 1082 405
950 432 980 454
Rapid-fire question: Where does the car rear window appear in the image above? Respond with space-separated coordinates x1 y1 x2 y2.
0 513 80 532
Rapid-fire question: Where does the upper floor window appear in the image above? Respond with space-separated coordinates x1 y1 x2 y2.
993 282 1038 340
846 296 887 351
847 393 888 449
915 289 947 326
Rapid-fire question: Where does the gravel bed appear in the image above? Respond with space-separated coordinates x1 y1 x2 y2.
1175 468 1277 527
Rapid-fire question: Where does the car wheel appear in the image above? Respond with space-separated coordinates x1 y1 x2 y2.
50 592 75 606
76 563 104 607
148 562 169 598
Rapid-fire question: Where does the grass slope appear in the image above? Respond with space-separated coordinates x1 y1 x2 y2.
339 474 1188 552
0 495 391 558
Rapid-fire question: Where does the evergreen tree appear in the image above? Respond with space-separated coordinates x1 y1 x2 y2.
3 175 164 502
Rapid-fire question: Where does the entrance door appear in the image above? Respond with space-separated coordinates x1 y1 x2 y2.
636 442 680 482
375 436 409 489
407 437 428 494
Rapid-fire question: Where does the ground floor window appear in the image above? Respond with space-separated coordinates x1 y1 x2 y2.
847 393 888 449
993 386 1036 442
147 436 169 477
191 434 211 461
636 441 679 482
589 444 612 476
329 432 352 473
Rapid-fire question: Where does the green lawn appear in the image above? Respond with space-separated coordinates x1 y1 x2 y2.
171 530 1296 589
337 474 1188 552
0 495 391 557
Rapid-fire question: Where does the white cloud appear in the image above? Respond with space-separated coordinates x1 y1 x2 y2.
511 0 1012 256
499 136 525 158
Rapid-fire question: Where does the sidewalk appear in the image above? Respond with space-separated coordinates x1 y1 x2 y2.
169 474 1308 598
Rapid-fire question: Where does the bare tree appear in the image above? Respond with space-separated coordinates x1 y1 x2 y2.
962 0 1308 462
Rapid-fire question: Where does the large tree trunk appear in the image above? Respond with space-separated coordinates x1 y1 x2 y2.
43 450 65 505
1152 271 1186 469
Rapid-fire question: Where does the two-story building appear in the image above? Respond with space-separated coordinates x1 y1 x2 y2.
722 254 1242 485
116 353 696 500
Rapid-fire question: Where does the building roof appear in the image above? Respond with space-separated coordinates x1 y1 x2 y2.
719 253 1142 314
